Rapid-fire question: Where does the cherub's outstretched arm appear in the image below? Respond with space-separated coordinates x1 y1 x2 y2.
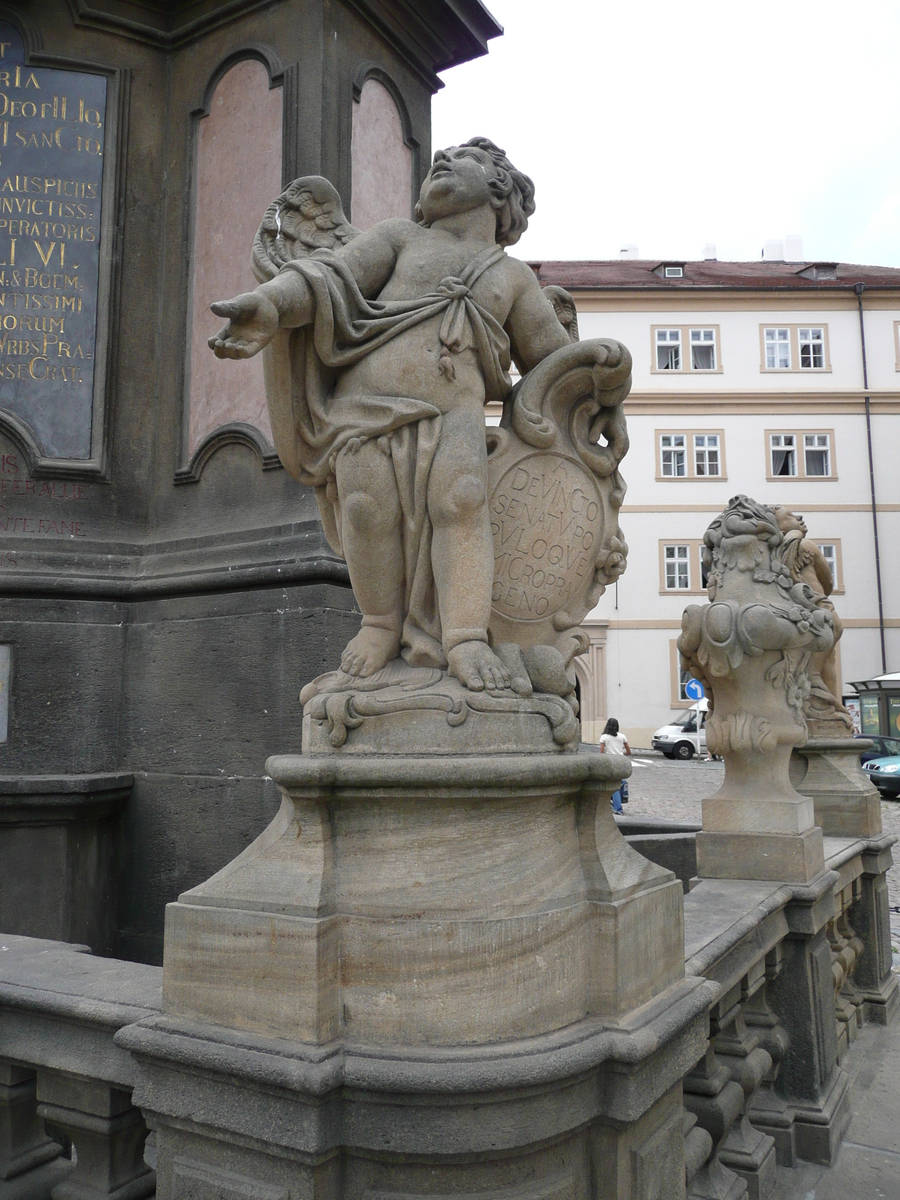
208 273 313 359
208 219 411 360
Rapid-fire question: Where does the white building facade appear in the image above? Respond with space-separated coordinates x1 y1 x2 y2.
528 259 900 746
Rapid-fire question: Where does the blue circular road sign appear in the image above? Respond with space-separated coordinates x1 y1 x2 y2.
684 678 705 701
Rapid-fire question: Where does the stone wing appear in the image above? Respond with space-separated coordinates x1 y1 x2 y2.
251 176 360 282
542 284 580 343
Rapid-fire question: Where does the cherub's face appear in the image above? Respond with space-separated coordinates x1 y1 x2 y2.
418 145 498 223
776 507 807 537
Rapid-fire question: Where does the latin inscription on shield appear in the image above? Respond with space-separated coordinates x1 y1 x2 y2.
490 452 603 623
0 22 106 460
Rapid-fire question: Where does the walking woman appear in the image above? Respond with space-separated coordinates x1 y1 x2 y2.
599 717 632 813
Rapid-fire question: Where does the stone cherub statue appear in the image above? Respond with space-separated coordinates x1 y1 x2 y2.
678 496 834 802
773 507 853 736
209 138 630 751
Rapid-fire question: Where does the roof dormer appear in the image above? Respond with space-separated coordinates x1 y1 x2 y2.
797 263 838 281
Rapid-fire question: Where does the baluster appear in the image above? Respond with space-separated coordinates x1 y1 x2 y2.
683 1039 748 1200
35 1073 154 1200
0 1062 72 1191
713 973 777 1200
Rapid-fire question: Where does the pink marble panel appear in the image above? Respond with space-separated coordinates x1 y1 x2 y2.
350 78 413 230
188 59 282 454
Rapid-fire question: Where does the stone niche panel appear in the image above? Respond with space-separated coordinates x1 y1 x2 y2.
350 77 412 229
187 59 281 456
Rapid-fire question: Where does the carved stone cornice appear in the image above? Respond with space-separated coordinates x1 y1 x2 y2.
66 0 502 72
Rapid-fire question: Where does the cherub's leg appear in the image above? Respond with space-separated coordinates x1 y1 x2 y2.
335 439 403 676
428 403 510 692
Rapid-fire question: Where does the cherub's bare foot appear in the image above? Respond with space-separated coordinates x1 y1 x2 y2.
341 627 400 677
447 641 510 693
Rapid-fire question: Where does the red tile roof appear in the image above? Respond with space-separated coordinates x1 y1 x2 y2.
530 260 900 291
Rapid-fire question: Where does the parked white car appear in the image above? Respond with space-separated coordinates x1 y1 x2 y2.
652 699 709 760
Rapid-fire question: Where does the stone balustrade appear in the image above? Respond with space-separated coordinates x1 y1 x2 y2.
0 828 894 1200
0 934 160 1200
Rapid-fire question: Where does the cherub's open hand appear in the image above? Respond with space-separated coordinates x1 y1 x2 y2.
208 292 279 359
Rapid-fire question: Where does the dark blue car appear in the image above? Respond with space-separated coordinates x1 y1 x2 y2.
862 755 900 799
855 734 900 766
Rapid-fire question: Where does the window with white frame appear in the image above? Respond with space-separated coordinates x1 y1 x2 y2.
678 664 691 702
660 433 686 477
765 328 791 369
690 328 717 370
761 324 830 372
656 329 682 370
799 327 825 369
766 429 836 479
770 433 797 476
804 433 831 476
664 544 691 590
653 325 722 373
693 433 720 476
817 543 837 586
657 430 726 480
659 540 707 592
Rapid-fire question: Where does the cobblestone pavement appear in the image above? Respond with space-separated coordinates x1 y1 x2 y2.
625 751 900 958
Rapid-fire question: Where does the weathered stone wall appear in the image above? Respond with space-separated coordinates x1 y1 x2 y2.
0 0 495 963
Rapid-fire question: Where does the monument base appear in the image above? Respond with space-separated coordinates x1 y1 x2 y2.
150 744 710 1196
122 976 712 1200
163 752 685 1043
790 739 883 838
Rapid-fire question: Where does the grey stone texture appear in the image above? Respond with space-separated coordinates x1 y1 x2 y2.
0 775 132 950
0 934 162 1199
0 0 497 965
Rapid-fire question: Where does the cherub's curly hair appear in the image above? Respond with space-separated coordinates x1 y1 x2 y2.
417 137 536 247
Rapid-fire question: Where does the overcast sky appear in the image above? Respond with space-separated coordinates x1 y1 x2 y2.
431 0 900 267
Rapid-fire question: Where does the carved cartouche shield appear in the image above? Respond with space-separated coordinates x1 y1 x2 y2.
487 338 631 670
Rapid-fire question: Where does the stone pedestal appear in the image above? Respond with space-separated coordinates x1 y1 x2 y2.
164 754 684 1041
127 749 712 1198
697 761 825 886
790 739 882 838
691 688 825 886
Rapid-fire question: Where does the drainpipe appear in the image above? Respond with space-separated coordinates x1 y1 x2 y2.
854 283 887 673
